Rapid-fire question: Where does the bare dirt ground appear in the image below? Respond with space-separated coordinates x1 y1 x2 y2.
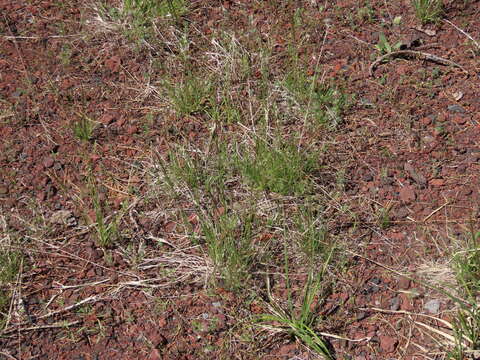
1 0 480 359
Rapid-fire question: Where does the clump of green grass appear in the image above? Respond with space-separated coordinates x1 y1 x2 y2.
448 228 480 358
259 246 335 359
88 181 126 248
239 137 319 196
0 249 22 329
73 114 96 142
409 226 480 359
201 210 258 290
159 144 259 290
95 0 188 42
283 69 349 128
164 75 214 116
123 0 187 20
293 205 330 260
412 0 443 24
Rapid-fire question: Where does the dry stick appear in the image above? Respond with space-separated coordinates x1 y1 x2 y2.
2 321 82 336
30 236 140 280
443 19 480 50
1 295 101 335
0 351 17 360
2 15 32 84
423 201 450 223
369 50 468 77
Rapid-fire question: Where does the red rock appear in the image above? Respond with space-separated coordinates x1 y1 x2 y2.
99 113 116 125
453 115 467 125
148 349 161 360
126 125 138 135
379 335 398 353
399 293 414 311
398 276 410 289
43 156 54 168
420 117 432 126
429 178 445 186
105 56 121 73
158 316 168 327
399 186 416 202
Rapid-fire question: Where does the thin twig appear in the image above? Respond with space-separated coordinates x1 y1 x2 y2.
443 19 480 49
0 351 17 360
2 321 81 335
423 201 450 222
370 50 468 77
2 295 101 334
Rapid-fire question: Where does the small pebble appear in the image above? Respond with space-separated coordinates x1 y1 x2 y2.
424 299 441 314
448 104 466 113
389 296 401 311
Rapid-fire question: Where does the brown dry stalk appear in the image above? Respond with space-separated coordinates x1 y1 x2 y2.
370 50 468 77
1 321 82 336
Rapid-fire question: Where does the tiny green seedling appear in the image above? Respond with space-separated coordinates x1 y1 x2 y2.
73 113 97 142
374 33 402 55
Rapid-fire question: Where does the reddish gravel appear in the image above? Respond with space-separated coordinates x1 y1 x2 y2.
1 0 480 359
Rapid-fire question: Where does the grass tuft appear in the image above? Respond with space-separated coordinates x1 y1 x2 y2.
259 246 335 359
239 137 319 196
412 0 444 24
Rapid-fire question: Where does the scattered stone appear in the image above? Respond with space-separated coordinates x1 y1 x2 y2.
420 116 432 126
105 55 121 73
53 162 62 171
448 104 466 113
100 113 116 125
148 349 161 360
363 173 373 182
399 293 414 311
212 302 222 308
389 296 401 311
398 276 410 289
394 206 409 220
429 178 445 187
424 299 441 314
126 125 138 135
453 115 467 125
0 185 9 195
404 162 427 186
399 186 416 202
42 156 54 168
356 312 368 321
379 335 398 353
49 210 77 227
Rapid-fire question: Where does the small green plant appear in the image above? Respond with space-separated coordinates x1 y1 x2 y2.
164 75 214 116
448 228 480 358
283 68 349 128
412 0 443 24
73 114 96 142
293 205 330 260
357 2 375 23
160 144 257 291
59 44 72 66
89 184 126 248
377 204 392 230
96 0 187 42
259 247 334 359
0 249 22 329
374 33 402 55
123 0 187 20
201 210 257 290
239 137 319 196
